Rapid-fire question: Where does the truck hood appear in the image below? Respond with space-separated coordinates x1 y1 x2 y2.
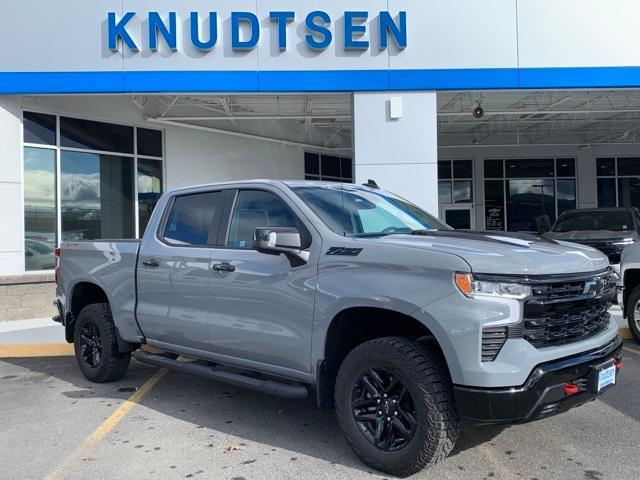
372 231 609 275
544 230 639 242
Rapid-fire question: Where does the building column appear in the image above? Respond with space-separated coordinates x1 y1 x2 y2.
353 92 438 214
0 96 23 277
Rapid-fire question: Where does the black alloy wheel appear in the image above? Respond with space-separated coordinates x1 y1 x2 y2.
351 368 416 452
78 321 103 369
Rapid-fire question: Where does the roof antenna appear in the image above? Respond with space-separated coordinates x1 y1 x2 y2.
363 179 380 189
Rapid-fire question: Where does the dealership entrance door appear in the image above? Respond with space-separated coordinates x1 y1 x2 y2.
439 205 476 230
437 89 640 232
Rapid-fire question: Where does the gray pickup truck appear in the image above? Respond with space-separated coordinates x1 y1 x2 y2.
55 180 623 476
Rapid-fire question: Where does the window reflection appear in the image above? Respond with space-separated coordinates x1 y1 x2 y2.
24 147 56 271
61 151 134 240
507 179 555 232
138 159 163 236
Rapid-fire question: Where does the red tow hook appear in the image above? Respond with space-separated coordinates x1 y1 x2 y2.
563 383 580 396
615 359 623 371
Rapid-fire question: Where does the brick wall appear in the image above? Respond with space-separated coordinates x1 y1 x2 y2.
0 275 56 322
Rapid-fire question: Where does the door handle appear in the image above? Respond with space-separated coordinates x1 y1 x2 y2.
142 259 160 268
212 262 235 273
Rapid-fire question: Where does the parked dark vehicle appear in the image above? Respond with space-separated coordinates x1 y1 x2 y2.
54 181 622 476
544 207 640 273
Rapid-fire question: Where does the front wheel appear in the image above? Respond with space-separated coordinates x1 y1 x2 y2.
74 303 131 383
626 286 640 344
335 337 460 477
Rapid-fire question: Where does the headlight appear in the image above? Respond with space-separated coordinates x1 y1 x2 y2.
612 238 635 247
455 273 531 300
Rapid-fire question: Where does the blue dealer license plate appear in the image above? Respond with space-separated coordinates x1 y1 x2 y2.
597 364 616 392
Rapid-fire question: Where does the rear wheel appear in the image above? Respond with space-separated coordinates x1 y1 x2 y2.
627 285 640 344
335 337 460 477
74 303 130 383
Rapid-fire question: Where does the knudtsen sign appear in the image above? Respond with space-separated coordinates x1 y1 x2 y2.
108 11 408 53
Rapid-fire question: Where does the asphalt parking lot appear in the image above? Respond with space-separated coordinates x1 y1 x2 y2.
1 343 640 480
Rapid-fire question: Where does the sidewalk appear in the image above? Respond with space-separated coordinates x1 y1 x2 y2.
0 318 72 357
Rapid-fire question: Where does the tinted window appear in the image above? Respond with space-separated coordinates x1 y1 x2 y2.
597 158 616 176
163 192 226 246
341 157 353 179
598 178 617 207
24 112 56 145
484 180 505 231
552 211 634 232
305 153 320 176
506 179 555 232
557 179 577 215
322 156 341 178
505 159 555 178
618 177 640 208
453 160 473 179
60 117 134 154
137 128 163 158
484 159 503 178
227 190 300 249
438 161 452 180
556 158 576 177
617 158 640 177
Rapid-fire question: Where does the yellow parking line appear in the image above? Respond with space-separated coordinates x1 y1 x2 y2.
46 368 168 480
0 343 74 358
619 328 633 341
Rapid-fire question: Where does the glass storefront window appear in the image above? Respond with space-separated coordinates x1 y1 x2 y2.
137 128 163 158
24 147 57 271
22 112 165 271
138 159 163 236
60 117 134 154
24 112 56 146
618 177 640 208
597 178 617 208
506 179 556 232
557 179 577 215
61 151 134 241
438 181 452 204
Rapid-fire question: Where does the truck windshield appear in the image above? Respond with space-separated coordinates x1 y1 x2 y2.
552 210 635 232
292 185 451 237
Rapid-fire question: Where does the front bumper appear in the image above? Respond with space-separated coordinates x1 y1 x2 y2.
453 336 623 424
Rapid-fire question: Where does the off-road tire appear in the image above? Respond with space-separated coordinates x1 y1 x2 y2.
74 303 131 383
335 337 460 477
626 285 640 344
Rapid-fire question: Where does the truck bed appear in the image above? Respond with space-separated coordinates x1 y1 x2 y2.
57 240 143 343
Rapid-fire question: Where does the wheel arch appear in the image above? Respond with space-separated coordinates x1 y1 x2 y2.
315 306 449 410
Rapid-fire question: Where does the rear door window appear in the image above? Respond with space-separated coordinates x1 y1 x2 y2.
162 191 227 246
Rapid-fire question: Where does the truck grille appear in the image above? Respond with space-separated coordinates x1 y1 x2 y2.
478 269 617 360
522 271 616 349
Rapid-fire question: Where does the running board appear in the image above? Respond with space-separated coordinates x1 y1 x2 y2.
133 350 308 400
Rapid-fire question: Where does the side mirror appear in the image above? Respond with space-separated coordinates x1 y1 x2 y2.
25 250 33 257
253 227 310 267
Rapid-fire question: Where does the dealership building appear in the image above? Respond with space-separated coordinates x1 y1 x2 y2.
2 0 640 319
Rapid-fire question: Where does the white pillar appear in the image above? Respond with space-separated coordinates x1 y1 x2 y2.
0 96 23 277
353 91 438 214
